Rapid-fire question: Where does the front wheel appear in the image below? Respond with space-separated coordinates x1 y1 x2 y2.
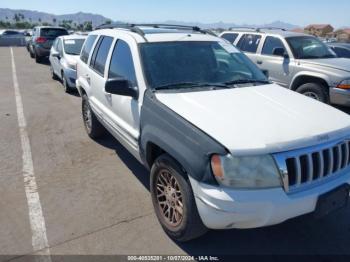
150 154 207 242
296 83 329 103
82 94 106 139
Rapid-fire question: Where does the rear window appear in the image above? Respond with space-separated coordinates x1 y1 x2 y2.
221 33 238 44
64 39 86 55
237 34 261 53
40 28 68 37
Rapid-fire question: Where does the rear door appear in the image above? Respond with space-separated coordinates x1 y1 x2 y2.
87 36 114 122
77 34 98 96
258 36 294 87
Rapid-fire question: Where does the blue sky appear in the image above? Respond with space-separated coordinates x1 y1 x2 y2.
2 0 349 27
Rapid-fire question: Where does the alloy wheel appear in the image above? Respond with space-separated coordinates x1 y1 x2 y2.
155 169 184 227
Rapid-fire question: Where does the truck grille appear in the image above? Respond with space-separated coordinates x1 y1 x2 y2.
274 139 350 192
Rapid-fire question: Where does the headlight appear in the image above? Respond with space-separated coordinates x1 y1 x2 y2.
211 154 282 189
337 79 350 89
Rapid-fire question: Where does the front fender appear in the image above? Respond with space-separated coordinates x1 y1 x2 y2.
290 71 332 90
139 90 227 184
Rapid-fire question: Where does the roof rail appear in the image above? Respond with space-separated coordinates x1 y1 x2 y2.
94 23 217 37
228 26 287 32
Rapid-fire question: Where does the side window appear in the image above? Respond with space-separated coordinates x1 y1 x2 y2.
108 39 137 86
91 36 113 75
334 47 350 58
262 36 286 56
80 35 97 64
57 39 63 55
221 33 238 44
237 34 262 53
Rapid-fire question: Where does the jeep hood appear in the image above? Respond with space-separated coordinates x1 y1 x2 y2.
301 58 350 73
155 84 350 155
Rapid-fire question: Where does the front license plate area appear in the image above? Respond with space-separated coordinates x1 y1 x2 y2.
315 184 350 219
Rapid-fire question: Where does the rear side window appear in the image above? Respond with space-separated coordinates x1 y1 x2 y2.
80 35 97 63
108 40 137 86
90 36 113 75
237 34 261 53
221 33 238 44
40 28 68 37
262 36 286 56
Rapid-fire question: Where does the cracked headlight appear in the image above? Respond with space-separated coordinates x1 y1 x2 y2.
211 154 282 189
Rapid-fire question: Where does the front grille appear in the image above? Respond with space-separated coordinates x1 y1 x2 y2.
274 139 350 192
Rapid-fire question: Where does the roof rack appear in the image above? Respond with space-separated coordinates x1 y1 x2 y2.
228 26 287 32
94 23 217 38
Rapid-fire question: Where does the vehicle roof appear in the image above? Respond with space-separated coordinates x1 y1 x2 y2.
91 27 222 43
57 34 87 40
221 29 310 38
35 26 68 30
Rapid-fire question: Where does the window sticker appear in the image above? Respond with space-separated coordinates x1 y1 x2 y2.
65 40 76 45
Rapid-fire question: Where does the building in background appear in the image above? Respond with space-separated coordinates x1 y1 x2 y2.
305 24 334 37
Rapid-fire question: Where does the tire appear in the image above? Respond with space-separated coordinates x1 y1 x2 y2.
35 51 42 63
296 83 329 103
62 72 71 93
82 94 106 139
50 65 59 80
150 154 208 242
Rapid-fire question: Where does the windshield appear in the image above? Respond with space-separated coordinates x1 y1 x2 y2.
64 39 86 55
286 36 337 59
140 41 268 91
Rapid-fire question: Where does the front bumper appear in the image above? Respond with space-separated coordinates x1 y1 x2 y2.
330 87 350 106
190 171 350 230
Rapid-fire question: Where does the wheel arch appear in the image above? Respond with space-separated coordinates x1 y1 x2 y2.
290 73 330 91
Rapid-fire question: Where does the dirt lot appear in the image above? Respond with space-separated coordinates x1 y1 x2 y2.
1 47 350 261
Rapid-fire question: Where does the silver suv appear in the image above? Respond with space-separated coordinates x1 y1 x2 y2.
220 28 350 106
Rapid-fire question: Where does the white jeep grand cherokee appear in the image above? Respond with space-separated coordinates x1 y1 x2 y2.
76 24 350 242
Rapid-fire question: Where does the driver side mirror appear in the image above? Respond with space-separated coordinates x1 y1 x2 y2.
273 47 289 58
51 51 61 59
105 78 138 99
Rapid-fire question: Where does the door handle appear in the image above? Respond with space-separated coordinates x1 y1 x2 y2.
85 74 90 84
257 60 263 65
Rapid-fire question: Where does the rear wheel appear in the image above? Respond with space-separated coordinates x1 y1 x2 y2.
296 83 329 103
29 48 34 58
82 94 106 139
150 154 208 242
62 72 71 93
34 51 42 63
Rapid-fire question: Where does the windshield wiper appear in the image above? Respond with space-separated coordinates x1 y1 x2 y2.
154 82 228 91
224 79 270 86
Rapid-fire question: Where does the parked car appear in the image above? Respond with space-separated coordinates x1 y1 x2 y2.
0 30 24 38
29 26 69 63
327 42 350 59
49 35 87 92
24 30 33 52
220 28 350 106
76 24 350 242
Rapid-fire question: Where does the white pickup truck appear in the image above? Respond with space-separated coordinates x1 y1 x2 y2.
76 24 350 241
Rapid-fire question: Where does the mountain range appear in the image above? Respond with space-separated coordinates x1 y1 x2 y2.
0 8 300 29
